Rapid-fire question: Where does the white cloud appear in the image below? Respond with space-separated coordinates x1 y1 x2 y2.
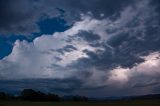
132 52 160 76
0 0 159 89
0 14 106 80
108 67 130 85
79 52 160 88
107 52 160 86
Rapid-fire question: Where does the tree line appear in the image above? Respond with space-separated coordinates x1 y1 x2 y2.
0 89 88 102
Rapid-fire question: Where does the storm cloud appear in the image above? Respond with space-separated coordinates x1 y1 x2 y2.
0 0 132 35
0 0 160 97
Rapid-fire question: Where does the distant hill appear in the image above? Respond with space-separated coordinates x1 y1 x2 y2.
0 89 160 102
97 94 160 101
88 94 160 101
123 94 160 100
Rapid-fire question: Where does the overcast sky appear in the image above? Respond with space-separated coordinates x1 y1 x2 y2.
0 0 160 97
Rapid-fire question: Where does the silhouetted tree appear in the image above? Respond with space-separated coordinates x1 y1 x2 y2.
72 95 88 101
46 93 60 101
20 89 60 101
0 92 14 100
0 92 7 100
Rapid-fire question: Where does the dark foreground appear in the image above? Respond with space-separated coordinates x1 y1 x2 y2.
1 100 160 106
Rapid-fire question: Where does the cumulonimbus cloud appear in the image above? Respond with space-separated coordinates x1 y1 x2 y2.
0 0 160 97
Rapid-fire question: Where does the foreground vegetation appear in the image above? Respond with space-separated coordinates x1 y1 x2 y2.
0 99 160 106
1 89 160 106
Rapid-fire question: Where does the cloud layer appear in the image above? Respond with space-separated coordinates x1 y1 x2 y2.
0 0 160 97
0 0 132 35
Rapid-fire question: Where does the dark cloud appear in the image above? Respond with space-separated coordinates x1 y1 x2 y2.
48 0 133 20
0 0 158 35
72 28 160 71
0 78 83 95
1 0 160 97
0 0 60 35
56 45 77 55
76 31 101 42
69 0 160 71
0 0 39 35
133 82 160 88
0 0 133 35
107 32 129 47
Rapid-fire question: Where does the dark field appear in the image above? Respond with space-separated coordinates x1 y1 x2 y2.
0 100 160 106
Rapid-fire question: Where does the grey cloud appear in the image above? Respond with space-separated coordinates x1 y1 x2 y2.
0 0 60 35
76 31 101 42
133 82 160 88
1 0 160 97
70 0 160 71
0 78 83 94
51 0 133 20
0 0 38 35
56 45 77 54
0 0 159 36
0 0 133 35
107 32 129 47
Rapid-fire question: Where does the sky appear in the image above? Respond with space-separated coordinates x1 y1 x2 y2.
0 0 160 98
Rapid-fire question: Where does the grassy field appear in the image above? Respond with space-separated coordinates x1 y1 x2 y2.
0 100 160 106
